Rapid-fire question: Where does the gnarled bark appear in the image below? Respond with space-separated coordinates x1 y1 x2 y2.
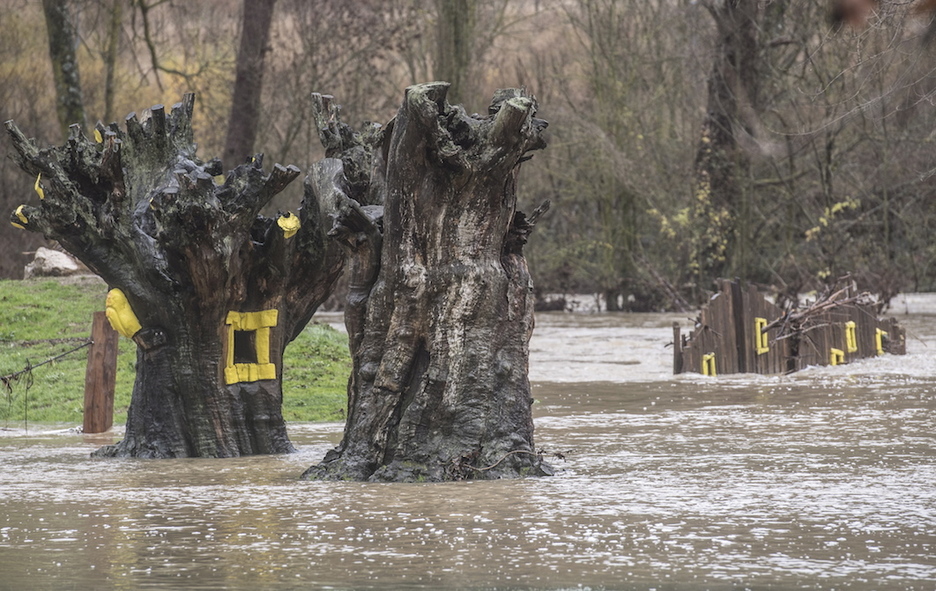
6 94 348 457
303 83 551 482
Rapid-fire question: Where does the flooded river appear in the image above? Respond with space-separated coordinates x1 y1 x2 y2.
2 296 935 589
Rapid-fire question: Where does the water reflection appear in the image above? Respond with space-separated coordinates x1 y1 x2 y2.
1 309 935 589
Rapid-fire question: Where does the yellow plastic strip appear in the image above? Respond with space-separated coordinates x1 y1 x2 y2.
229 363 277 383
277 212 300 239
105 288 142 339
224 309 279 384
255 327 271 364
875 329 887 356
845 321 858 353
34 174 44 200
226 324 235 369
12 205 28 229
257 363 276 380
702 353 717 376
830 348 845 366
754 317 769 355
226 309 278 331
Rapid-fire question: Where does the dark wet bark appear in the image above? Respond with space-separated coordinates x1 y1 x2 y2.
6 94 346 457
303 83 552 482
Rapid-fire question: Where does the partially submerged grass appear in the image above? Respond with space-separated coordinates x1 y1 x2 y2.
0 278 350 426
282 323 350 422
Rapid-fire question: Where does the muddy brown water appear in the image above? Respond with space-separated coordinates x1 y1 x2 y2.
2 297 935 590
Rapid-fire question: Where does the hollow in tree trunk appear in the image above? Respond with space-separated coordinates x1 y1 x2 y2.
6 94 348 457
302 83 552 482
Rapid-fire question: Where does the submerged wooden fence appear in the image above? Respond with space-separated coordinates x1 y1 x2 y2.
674 280 906 376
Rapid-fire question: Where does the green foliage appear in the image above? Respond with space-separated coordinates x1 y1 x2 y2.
0 279 350 426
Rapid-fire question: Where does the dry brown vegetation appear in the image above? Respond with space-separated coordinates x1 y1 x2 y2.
4 0 936 309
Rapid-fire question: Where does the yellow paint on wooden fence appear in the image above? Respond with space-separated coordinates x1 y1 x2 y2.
845 321 858 353
876 329 887 356
754 317 769 355
830 348 845 366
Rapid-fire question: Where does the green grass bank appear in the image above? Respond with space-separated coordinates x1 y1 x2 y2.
0 278 350 426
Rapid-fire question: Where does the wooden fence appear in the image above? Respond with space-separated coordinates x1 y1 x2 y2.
674 281 906 376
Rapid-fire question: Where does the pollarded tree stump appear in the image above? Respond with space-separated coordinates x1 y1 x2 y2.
303 83 551 482
6 95 353 458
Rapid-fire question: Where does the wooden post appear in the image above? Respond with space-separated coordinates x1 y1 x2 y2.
673 322 683 374
730 280 748 374
83 311 119 433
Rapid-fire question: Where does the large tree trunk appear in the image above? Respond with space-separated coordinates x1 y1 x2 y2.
223 0 277 168
42 0 86 138
7 94 347 457
692 0 759 289
303 83 552 482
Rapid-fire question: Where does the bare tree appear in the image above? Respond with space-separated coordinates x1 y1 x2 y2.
223 0 277 168
689 0 760 291
532 0 703 310
42 0 87 138
434 0 478 105
102 0 124 123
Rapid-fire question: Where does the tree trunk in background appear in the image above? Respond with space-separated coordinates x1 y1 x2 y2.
223 0 277 168
7 94 348 458
434 0 477 106
42 0 86 138
692 0 759 292
303 83 552 482
102 0 123 124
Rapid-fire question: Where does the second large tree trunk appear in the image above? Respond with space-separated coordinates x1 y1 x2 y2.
303 83 551 482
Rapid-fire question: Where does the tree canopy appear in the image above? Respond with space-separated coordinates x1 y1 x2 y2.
4 0 936 308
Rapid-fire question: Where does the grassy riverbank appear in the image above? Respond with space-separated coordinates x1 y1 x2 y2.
0 278 350 426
